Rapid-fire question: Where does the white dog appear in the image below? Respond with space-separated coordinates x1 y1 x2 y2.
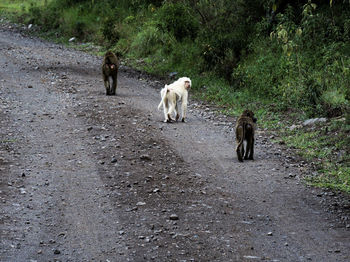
158 77 192 122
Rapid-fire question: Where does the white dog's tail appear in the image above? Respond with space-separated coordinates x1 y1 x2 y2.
158 85 168 110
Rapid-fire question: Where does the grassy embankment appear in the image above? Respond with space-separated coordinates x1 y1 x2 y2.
1 0 349 193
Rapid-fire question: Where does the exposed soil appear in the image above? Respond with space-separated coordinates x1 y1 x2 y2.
1 23 350 262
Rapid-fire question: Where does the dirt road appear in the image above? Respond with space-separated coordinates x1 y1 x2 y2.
1 24 349 262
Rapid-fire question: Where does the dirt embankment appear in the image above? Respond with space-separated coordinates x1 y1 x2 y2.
0 24 349 261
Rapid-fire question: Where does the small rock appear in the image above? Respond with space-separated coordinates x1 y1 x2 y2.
243 256 260 259
54 249 61 255
302 118 327 126
126 207 138 212
58 232 66 237
337 150 346 162
267 232 273 236
140 154 151 161
284 173 296 179
169 214 179 220
28 85 33 88
111 157 118 163
169 72 178 78
136 202 146 206
69 37 76 42
289 124 301 131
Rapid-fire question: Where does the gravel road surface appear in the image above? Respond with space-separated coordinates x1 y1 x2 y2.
1 24 349 261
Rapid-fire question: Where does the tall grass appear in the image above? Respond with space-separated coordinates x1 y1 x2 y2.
0 0 48 18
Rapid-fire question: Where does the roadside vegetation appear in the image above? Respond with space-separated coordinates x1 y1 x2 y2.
1 0 349 193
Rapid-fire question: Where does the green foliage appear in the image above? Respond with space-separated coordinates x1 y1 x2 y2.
28 3 60 30
58 8 97 40
195 1 254 81
0 0 47 15
102 17 121 45
310 167 350 194
282 117 350 193
128 0 163 9
130 22 174 57
234 40 286 98
156 2 199 41
54 0 89 7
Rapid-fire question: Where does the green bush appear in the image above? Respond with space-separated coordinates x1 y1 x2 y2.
54 0 89 7
131 23 173 57
321 90 347 117
28 5 42 24
233 40 286 97
73 20 86 37
156 2 199 41
102 17 121 44
28 4 60 30
195 2 253 81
